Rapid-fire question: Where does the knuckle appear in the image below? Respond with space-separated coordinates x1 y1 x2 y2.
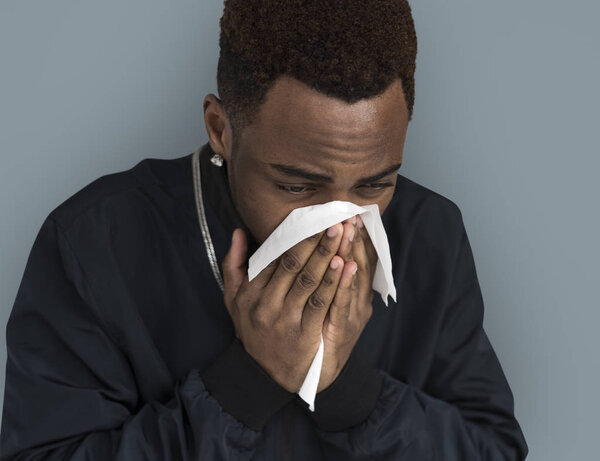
249 315 268 331
281 251 302 273
249 307 271 330
296 271 317 290
308 291 326 310
322 275 334 287
316 243 331 257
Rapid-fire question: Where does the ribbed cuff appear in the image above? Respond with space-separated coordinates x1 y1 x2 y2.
202 339 295 431
308 351 383 432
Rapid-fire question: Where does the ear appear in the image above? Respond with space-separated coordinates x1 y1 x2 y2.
203 93 233 163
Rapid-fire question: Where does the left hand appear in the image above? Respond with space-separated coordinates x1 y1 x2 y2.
317 214 378 392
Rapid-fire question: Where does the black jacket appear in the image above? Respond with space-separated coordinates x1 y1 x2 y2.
0 142 528 460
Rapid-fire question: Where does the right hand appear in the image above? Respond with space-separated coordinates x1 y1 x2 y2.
221 222 353 393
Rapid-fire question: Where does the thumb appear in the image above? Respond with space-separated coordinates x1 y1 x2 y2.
222 228 247 310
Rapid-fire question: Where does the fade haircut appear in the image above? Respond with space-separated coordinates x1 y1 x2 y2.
217 0 417 147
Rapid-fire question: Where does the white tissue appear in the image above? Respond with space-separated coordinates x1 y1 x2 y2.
247 200 396 411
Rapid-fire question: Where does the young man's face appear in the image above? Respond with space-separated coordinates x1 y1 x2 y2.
204 75 409 245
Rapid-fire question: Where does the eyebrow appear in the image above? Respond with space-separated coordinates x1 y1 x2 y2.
268 162 402 184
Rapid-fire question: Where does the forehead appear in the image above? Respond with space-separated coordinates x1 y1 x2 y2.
238 76 408 175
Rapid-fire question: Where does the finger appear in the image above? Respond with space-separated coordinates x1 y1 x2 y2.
342 214 357 226
356 214 364 229
249 256 280 290
328 259 358 327
347 269 361 324
351 224 374 310
265 228 328 303
221 228 248 313
357 214 377 280
285 223 344 313
301 255 344 332
337 220 356 263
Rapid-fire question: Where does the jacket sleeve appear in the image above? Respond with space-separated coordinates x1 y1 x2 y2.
308 213 529 460
0 215 290 461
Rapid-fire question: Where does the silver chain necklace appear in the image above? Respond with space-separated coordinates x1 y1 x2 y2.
192 147 225 293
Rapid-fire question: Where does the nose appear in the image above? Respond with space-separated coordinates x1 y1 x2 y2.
312 193 364 225
318 192 374 208
318 190 354 205
324 193 352 203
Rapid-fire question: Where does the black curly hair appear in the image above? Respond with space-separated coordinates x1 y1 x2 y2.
217 0 418 146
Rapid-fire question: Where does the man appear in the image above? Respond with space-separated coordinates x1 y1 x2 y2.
0 0 528 459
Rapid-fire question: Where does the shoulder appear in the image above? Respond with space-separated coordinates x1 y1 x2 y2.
386 173 464 230
383 174 466 257
48 152 194 233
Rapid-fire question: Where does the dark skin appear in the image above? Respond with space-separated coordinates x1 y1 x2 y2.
203 75 409 393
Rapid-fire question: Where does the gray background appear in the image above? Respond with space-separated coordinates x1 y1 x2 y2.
1 1 598 459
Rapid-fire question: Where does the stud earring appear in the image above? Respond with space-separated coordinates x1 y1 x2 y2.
210 153 224 167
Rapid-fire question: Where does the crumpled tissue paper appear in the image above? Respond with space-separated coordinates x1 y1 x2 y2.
247 200 396 411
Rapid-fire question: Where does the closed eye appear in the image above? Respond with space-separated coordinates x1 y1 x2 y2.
277 184 314 194
277 182 393 195
360 182 394 190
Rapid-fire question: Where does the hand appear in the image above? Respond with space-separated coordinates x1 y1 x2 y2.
221 223 346 393
317 214 378 392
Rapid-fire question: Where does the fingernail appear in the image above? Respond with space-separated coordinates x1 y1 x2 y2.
327 226 338 238
352 215 357 224
349 228 355 242
357 215 364 228
330 258 339 270
352 264 358 275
